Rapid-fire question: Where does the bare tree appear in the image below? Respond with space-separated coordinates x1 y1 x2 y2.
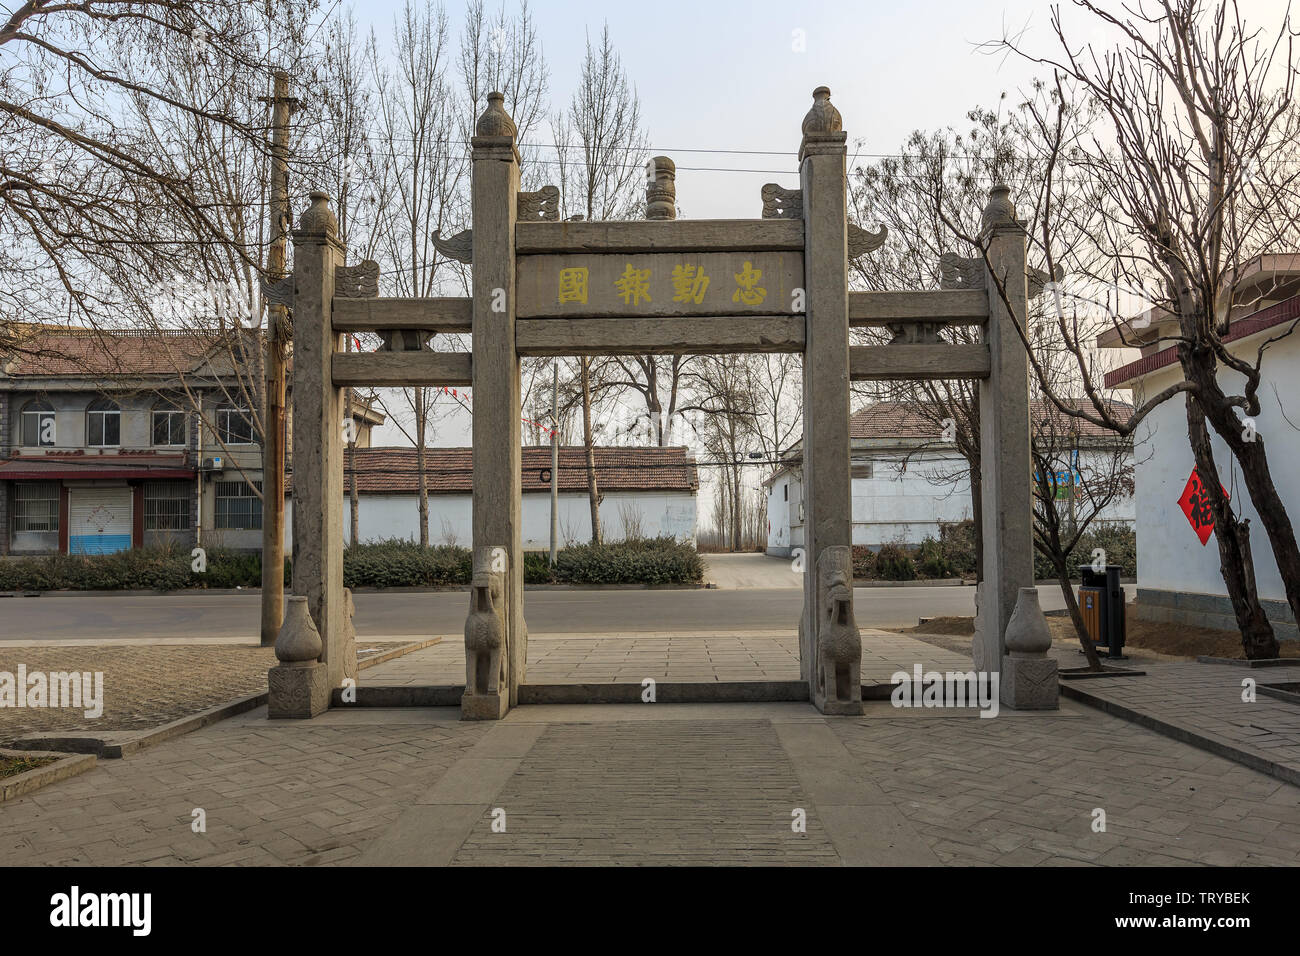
550 23 650 543
983 0 1300 658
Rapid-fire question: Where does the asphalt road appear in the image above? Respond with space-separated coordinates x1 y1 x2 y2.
0 584 1094 643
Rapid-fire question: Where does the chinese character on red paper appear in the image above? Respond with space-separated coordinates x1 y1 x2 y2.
1177 468 1230 546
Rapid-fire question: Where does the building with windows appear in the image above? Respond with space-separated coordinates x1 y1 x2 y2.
764 400 1136 555
0 326 383 556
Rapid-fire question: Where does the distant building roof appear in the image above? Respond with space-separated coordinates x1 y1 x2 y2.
0 325 234 378
290 445 699 496
848 400 1132 441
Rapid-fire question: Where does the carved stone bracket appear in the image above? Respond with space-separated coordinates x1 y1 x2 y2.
260 276 295 309
335 260 380 298
517 185 560 222
433 228 473 264
1028 265 1066 300
847 223 887 260
939 252 985 291
379 329 434 352
761 183 802 219
887 322 944 345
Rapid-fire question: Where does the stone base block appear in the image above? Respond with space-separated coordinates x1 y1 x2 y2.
461 691 509 721
999 655 1059 710
815 694 864 717
268 662 330 719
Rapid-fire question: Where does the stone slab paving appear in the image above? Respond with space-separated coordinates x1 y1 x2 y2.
359 630 971 687
0 694 1296 866
1057 660 1300 786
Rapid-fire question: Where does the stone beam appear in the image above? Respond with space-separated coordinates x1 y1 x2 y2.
331 352 472 388
332 298 472 334
848 344 990 380
516 317 805 356
848 289 988 325
515 219 804 255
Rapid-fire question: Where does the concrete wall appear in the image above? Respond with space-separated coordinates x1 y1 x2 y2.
283 490 698 550
768 448 1136 552
1131 332 1300 619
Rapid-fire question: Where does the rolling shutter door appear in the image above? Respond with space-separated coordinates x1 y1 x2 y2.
69 487 133 554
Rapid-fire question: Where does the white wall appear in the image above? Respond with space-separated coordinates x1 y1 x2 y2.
1133 332 1300 603
767 449 1136 552
284 490 697 550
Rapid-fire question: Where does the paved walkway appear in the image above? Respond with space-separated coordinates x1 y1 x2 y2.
702 552 802 589
357 629 973 687
2 694 1296 866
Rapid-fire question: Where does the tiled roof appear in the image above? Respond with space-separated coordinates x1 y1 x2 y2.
292 445 699 495
849 400 1133 440
1 326 246 377
1104 294 1300 388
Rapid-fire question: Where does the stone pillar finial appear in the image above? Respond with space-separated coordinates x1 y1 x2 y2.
475 91 517 139
801 86 842 136
799 86 846 163
274 595 322 663
297 191 338 239
981 183 1018 234
645 156 676 221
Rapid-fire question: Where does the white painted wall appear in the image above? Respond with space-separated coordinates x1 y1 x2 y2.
767 449 1136 551
283 490 697 550
1132 332 1300 603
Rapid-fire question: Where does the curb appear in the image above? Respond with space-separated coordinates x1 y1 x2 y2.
7 637 440 760
1058 682 1300 789
1 749 97 804
1 584 706 597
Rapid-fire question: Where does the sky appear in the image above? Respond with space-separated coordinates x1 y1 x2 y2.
346 0 1296 524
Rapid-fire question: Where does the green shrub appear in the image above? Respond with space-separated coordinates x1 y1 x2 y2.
875 541 916 581
1033 522 1137 580
916 536 954 579
555 535 702 585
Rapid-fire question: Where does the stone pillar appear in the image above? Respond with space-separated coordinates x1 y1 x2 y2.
645 156 676 221
283 192 353 706
798 87 861 715
465 92 527 719
975 184 1049 708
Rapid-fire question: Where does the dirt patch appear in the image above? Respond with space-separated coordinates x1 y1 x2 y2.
0 754 57 778
891 610 1300 662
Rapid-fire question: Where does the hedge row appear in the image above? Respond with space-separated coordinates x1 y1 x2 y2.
850 519 1137 582
0 536 703 591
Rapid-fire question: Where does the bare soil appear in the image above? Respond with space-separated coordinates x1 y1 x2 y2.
890 611 1300 661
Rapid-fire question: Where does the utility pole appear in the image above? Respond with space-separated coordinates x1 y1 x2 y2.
549 361 559 565
260 69 297 646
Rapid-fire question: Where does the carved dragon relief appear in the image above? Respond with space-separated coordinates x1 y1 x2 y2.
433 228 473 264
517 184 560 222
260 276 294 309
939 252 1065 299
761 183 802 220
847 222 887 260
335 260 380 298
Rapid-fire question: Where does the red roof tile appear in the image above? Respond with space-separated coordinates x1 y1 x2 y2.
2 326 248 377
292 445 698 495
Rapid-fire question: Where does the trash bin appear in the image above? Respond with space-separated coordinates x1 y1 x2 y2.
1077 564 1126 659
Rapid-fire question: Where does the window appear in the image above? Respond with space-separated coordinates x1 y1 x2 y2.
216 405 254 445
152 405 186 446
20 400 55 447
13 482 59 533
214 480 262 530
851 463 874 479
144 480 191 531
86 398 120 447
